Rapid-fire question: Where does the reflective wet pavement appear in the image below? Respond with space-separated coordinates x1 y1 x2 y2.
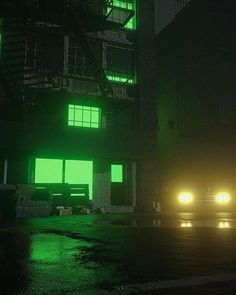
1 213 236 294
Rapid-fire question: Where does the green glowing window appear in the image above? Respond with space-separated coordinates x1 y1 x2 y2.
106 72 136 84
112 0 136 30
68 105 101 128
35 158 63 183
65 160 93 199
111 164 123 183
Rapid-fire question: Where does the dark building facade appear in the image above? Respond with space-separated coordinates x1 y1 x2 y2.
0 0 157 212
156 0 236 207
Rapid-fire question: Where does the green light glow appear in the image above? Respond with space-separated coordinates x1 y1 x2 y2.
68 105 100 128
112 0 136 30
65 160 93 199
111 164 123 183
106 72 136 84
31 233 88 261
35 158 63 183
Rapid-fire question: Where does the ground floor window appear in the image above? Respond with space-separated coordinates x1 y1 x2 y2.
34 158 93 199
64 160 93 198
111 164 124 183
35 158 63 183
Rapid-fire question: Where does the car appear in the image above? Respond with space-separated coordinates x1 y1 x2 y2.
162 187 235 213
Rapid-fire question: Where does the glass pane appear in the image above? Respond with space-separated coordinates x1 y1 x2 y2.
68 105 101 129
65 160 93 199
83 110 91 122
91 111 99 123
111 164 123 183
35 158 63 183
75 109 83 122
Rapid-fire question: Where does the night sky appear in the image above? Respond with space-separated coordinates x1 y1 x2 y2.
155 0 191 34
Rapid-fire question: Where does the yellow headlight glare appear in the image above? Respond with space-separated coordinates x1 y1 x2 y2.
215 192 231 204
178 192 193 204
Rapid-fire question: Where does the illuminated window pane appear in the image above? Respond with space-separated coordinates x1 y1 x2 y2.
35 158 63 183
91 111 99 122
65 160 93 199
68 120 74 126
91 123 99 128
68 105 101 128
83 110 91 122
111 164 123 183
75 109 83 121
106 72 136 84
68 107 74 121
83 122 91 128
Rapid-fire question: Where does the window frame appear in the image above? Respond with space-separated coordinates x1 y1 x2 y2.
68 104 101 129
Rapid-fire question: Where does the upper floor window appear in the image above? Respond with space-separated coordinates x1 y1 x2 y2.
68 104 101 128
68 41 90 77
67 38 102 78
112 0 136 30
25 38 44 69
105 44 136 84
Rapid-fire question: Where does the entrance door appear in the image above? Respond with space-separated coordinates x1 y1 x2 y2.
65 160 93 199
111 164 126 205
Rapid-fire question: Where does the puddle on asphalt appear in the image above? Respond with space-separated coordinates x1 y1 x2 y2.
93 213 236 229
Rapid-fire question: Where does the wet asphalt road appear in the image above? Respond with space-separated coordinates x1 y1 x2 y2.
1 213 236 294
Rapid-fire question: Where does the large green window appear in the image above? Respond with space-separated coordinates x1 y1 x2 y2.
112 0 136 30
68 105 101 128
111 164 124 183
35 158 63 183
34 158 93 199
65 160 93 199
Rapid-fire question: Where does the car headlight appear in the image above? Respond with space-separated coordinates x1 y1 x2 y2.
181 222 192 227
215 192 231 204
178 192 193 204
218 221 230 228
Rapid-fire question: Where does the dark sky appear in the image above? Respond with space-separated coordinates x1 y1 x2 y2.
155 0 191 34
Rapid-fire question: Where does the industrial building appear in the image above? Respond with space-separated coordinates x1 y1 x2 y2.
156 0 236 209
0 0 157 213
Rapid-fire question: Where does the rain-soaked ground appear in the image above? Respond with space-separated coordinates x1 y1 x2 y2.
1 213 236 294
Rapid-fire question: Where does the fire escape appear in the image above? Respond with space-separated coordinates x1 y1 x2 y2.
0 0 135 104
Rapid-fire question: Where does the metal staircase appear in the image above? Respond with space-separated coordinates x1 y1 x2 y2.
105 0 135 27
0 0 135 101
0 18 61 104
70 11 113 96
